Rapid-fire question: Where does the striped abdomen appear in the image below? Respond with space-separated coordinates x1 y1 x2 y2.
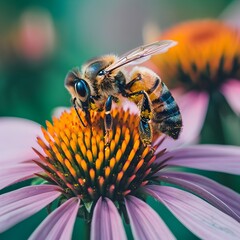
151 82 182 139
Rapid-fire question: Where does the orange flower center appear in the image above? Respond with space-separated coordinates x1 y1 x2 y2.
34 108 162 205
151 20 240 90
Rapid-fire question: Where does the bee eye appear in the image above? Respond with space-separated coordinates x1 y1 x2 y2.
75 79 89 98
98 70 106 76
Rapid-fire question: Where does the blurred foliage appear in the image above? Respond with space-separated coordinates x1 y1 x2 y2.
0 0 237 239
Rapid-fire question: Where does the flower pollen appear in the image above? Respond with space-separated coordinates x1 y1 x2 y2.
34 108 160 205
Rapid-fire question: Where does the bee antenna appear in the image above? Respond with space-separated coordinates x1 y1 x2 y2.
72 98 87 127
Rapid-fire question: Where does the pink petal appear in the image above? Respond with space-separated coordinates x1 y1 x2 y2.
29 198 80 240
220 79 240 115
0 184 61 233
221 1 240 29
154 136 184 154
175 90 209 144
145 185 240 240
0 162 42 190
52 107 70 118
0 117 43 164
156 171 240 221
120 99 139 114
125 195 175 240
157 145 240 174
91 197 127 240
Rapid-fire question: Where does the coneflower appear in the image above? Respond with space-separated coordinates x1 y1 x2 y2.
1 108 240 239
151 19 240 144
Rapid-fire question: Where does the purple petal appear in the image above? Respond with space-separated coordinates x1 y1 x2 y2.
0 162 42 190
156 145 240 174
154 136 184 154
145 185 240 240
91 197 127 240
125 195 175 240
29 198 80 240
0 184 61 232
52 107 70 118
119 98 139 114
156 171 240 221
175 90 209 144
221 79 240 115
0 117 43 164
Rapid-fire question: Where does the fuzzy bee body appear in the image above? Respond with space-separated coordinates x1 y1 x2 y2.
65 40 182 145
126 66 182 140
152 82 182 139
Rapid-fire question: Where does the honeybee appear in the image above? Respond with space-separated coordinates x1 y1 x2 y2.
65 40 182 145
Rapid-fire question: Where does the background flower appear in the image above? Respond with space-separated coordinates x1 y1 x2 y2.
1 109 240 239
150 19 240 145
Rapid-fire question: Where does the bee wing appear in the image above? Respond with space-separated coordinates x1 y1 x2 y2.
105 40 177 72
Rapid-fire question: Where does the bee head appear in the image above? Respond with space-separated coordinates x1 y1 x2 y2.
65 69 90 102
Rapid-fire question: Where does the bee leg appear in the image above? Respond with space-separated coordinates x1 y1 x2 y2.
81 100 92 127
124 90 153 145
72 98 87 127
104 95 114 145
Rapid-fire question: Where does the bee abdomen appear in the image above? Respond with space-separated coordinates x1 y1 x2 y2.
152 83 182 139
